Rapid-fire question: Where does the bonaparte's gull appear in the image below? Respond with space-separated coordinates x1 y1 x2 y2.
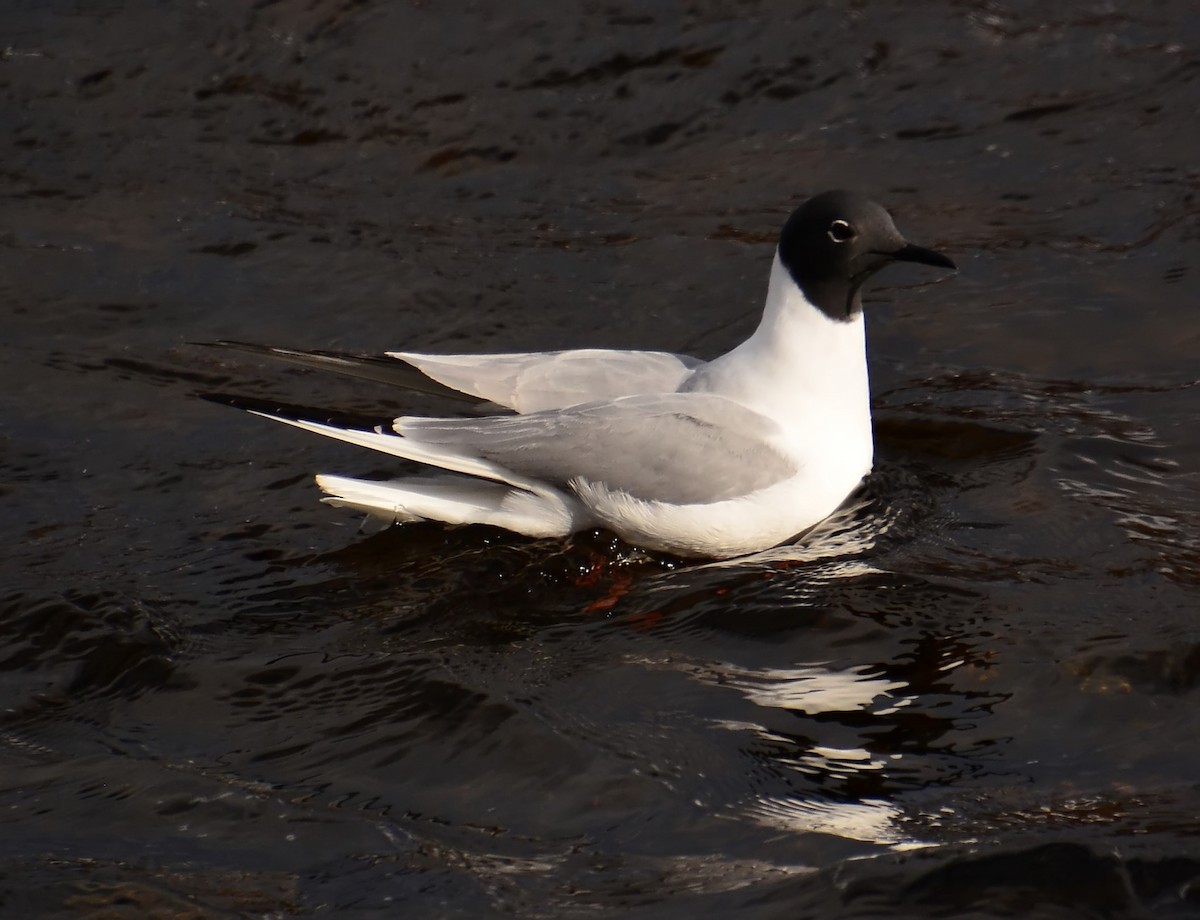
208 191 955 558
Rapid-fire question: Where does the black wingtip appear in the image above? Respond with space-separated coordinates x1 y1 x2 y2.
197 390 281 414
197 391 396 431
191 340 483 403
190 339 271 353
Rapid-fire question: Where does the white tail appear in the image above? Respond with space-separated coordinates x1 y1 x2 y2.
314 473 581 538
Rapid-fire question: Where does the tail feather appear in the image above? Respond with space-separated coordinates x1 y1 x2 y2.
315 474 578 537
243 409 552 495
204 389 582 536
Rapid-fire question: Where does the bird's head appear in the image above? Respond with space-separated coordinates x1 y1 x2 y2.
778 190 956 320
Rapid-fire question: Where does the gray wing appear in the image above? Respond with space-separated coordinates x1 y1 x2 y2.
395 393 797 505
389 349 701 413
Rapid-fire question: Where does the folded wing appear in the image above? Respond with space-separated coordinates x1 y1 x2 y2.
207 341 700 414
390 349 700 413
246 393 797 507
394 393 797 505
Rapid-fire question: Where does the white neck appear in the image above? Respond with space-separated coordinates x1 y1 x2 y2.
686 252 873 463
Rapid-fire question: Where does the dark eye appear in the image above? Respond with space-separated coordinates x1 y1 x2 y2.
828 219 856 243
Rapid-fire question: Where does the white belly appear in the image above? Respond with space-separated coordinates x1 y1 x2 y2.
573 449 872 558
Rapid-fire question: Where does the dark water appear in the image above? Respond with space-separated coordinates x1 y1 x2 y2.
4 2 1200 916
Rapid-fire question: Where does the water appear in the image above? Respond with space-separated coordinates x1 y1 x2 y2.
3 2 1199 916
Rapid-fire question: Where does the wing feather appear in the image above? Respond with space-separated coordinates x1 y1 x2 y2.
390 349 699 412
395 393 796 505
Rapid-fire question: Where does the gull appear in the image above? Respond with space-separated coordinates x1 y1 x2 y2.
208 191 955 558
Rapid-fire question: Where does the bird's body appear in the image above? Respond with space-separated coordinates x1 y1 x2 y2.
211 191 954 558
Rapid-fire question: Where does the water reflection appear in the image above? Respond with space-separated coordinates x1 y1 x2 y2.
716 662 908 715
749 796 921 849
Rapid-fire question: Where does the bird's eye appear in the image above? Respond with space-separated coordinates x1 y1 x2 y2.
828 219 856 243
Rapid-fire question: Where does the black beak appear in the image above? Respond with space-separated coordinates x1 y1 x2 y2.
890 243 956 271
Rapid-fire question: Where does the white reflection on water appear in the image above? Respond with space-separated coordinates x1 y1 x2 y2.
706 662 926 849
717 662 908 715
749 795 931 850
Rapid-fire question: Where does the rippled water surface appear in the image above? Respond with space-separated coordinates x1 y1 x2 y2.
3 2 1200 916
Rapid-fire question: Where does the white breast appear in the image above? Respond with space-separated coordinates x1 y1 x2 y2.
683 253 874 485
568 254 876 557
